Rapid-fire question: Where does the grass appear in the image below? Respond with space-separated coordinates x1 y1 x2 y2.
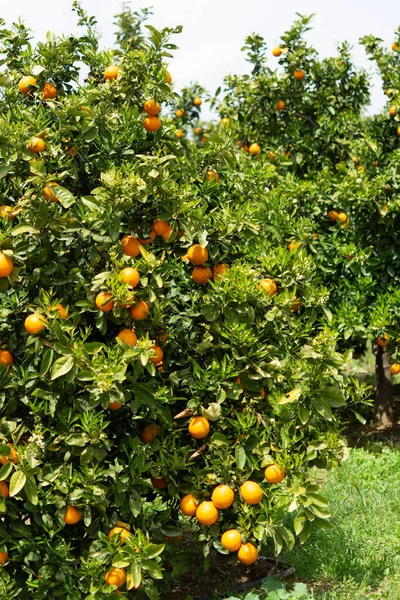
209 444 400 600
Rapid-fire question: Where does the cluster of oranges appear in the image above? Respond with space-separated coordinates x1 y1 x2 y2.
181 242 227 285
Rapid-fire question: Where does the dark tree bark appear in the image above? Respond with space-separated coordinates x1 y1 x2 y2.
372 341 394 426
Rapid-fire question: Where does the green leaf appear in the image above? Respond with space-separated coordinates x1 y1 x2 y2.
40 348 54 376
294 515 306 535
299 520 312 544
112 552 131 568
11 224 39 236
50 356 75 380
235 445 246 469
0 165 11 179
142 559 163 579
109 215 121 242
127 562 142 591
24 476 38 505
9 471 27 497
143 544 165 559
83 126 98 142
0 462 13 481
53 186 75 208
210 432 229 446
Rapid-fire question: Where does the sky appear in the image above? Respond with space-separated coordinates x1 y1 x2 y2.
1 0 400 120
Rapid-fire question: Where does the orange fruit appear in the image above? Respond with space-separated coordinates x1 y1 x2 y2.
138 230 156 245
213 264 228 279
129 300 149 320
140 424 160 444
176 109 185 118
144 116 161 132
265 464 285 484
192 266 212 284
207 169 219 182
390 363 400 375
185 244 209 265
63 505 82 525
249 143 260 156
28 137 45 154
291 297 303 312
193 97 202 107
392 43 399 51
259 278 278 296
275 100 285 111
116 329 137 347
293 69 305 80
194 127 202 135
0 350 14 366
108 402 122 411
96 292 114 312
176 129 184 139
104 65 120 80
43 182 60 202
221 529 242 552
18 75 37 94
25 313 47 334
397 126 400 136
0 481 9 499
272 47 282 57
0 253 13 278
104 567 126 588
144 99 160 116
0 443 18 465
268 151 276 160
108 527 131 543
389 106 397 117
162 226 173 241
151 476 168 490
238 542 258 564
211 484 234 509
166 71 172 84
200 136 207 143
180 493 198 516
149 345 163 366
0 551 8 565
220 117 230 127
0 206 14 221
240 481 263 505
119 267 140 288
188 416 210 439
377 334 390 347
337 212 348 224
328 210 339 221
196 501 219 526
43 82 57 99
288 241 302 251
121 235 141 257
243 144 249 152
53 304 69 319
152 220 171 236
155 329 168 344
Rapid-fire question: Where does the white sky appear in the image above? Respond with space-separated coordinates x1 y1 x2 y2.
1 0 400 119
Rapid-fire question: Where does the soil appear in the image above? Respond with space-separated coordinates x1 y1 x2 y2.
160 554 294 600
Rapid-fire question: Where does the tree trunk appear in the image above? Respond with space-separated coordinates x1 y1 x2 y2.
372 341 394 426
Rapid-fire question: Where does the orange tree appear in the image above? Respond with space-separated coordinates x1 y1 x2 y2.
0 5 367 599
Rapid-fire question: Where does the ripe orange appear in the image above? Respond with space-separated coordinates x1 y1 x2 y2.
95 292 114 312
162 226 173 241
116 329 137 347
389 106 397 117
265 464 285 484
180 493 199 516
176 109 185 118
390 363 400 375
213 264 228 279
238 542 258 564
293 69 305 80
156 329 168 344
153 220 171 236
249 143 261 156
377 334 390 347
129 300 149 320
121 235 141 257
18 75 37 95
104 65 120 80
192 266 212 284
28 137 45 154
288 241 302 251
108 527 131 543
259 278 278 296
144 99 160 116
63 505 82 525
275 100 285 111
185 244 209 265
193 97 202 107
220 117 230 127
0 206 14 221
328 210 339 221
141 424 160 444
240 481 263 505
176 129 184 139
104 567 126 588
243 144 249 152
119 267 140 288
0 350 14 366
211 484 234 509
144 116 161 132
397 126 400 136
65 144 78 157
196 501 219 526
392 43 399 51
201 136 207 142
43 82 57 99
138 231 156 245
272 46 282 57
25 313 47 334
194 127 202 135
0 551 8 565
207 169 219 182
221 529 242 552
337 212 348 224
0 443 18 465
53 304 69 319
0 253 13 278
166 71 172 84
268 151 276 161
188 416 210 439
0 481 9 499
108 402 122 411
151 476 168 490
291 297 303 312
149 345 163 366
43 182 60 202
